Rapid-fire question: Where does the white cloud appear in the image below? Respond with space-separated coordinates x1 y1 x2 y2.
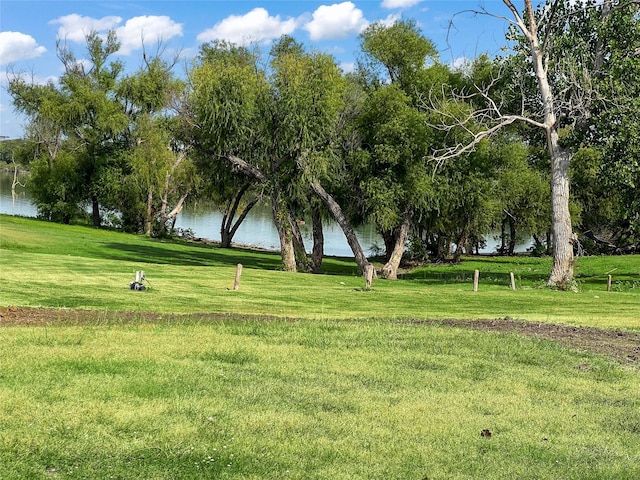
304 2 369 41
197 8 298 45
50 14 121 43
115 16 183 55
0 31 47 65
450 56 470 70
381 0 422 9
339 61 356 73
380 13 401 27
50 14 182 55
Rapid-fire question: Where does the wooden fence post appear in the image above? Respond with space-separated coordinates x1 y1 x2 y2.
510 272 516 291
364 264 375 291
473 270 479 292
233 263 243 291
607 274 612 292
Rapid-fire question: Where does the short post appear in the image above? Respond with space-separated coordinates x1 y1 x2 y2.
473 270 480 292
233 263 243 291
364 264 375 291
510 272 516 291
607 274 612 292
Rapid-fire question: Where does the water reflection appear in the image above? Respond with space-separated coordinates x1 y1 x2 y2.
0 169 33 217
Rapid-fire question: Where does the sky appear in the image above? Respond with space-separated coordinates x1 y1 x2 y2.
0 0 522 139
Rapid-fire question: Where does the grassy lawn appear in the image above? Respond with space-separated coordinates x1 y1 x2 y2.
1 215 639 479
1 215 639 327
2 318 639 479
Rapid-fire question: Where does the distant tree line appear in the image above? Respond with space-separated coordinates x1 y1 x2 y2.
7 0 639 287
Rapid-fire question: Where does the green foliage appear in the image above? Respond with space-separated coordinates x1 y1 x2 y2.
191 41 267 154
360 19 438 91
27 151 86 224
503 0 640 251
0 139 28 167
188 37 352 270
354 85 434 231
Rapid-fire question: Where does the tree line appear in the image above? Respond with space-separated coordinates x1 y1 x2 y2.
7 0 639 288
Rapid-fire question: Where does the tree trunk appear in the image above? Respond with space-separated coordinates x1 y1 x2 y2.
310 179 371 276
436 234 449 261
225 154 297 271
311 203 324 273
381 230 396 263
290 212 311 272
271 192 297 272
159 193 188 236
381 212 411 280
145 189 153 236
453 225 469 263
500 218 507 255
547 131 574 286
91 195 101 227
220 183 260 248
508 217 517 256
220 217 232 248
520 0 574 287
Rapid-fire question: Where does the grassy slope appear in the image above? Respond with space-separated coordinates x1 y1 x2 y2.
1 215 639 479
1 215 639 328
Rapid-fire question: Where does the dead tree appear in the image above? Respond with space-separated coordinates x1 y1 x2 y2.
426 0 628 288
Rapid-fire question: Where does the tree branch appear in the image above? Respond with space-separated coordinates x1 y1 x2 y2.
225 154 268 183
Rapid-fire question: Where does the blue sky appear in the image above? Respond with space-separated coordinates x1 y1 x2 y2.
1 0 522 139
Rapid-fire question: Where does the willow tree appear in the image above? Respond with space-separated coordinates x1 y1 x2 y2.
187 38 370 273
118 53 195 236
8 31 128 226
355 20 441 279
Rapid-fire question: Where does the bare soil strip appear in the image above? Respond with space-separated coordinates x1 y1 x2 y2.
1 307 638 368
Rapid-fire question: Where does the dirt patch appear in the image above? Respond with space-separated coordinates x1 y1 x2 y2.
1 306 639 368
434 317 640 368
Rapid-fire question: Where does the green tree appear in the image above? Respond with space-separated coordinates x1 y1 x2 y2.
7 79 86 223
55 31 129 226
117 53 195 236
354 20 440 278
188 38 370 273
428 0 639 286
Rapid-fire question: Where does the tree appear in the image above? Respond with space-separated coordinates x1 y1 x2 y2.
55 31 129 227
354 20 441 279
427 0 639 287
117 51 195 236
187 40 305 270
566 1 640 252
188 38 372 274
494 139 550 255
7 79 86 223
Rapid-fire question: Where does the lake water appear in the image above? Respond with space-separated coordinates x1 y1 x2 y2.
0 170 34 217
0 170 382 257
0 170 532 256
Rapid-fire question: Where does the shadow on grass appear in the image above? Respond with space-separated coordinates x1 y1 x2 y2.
101 242 284 269
101 241 362 276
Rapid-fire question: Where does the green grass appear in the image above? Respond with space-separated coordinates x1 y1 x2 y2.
1 215 639 328
1 215 639 479
1 318 639 479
